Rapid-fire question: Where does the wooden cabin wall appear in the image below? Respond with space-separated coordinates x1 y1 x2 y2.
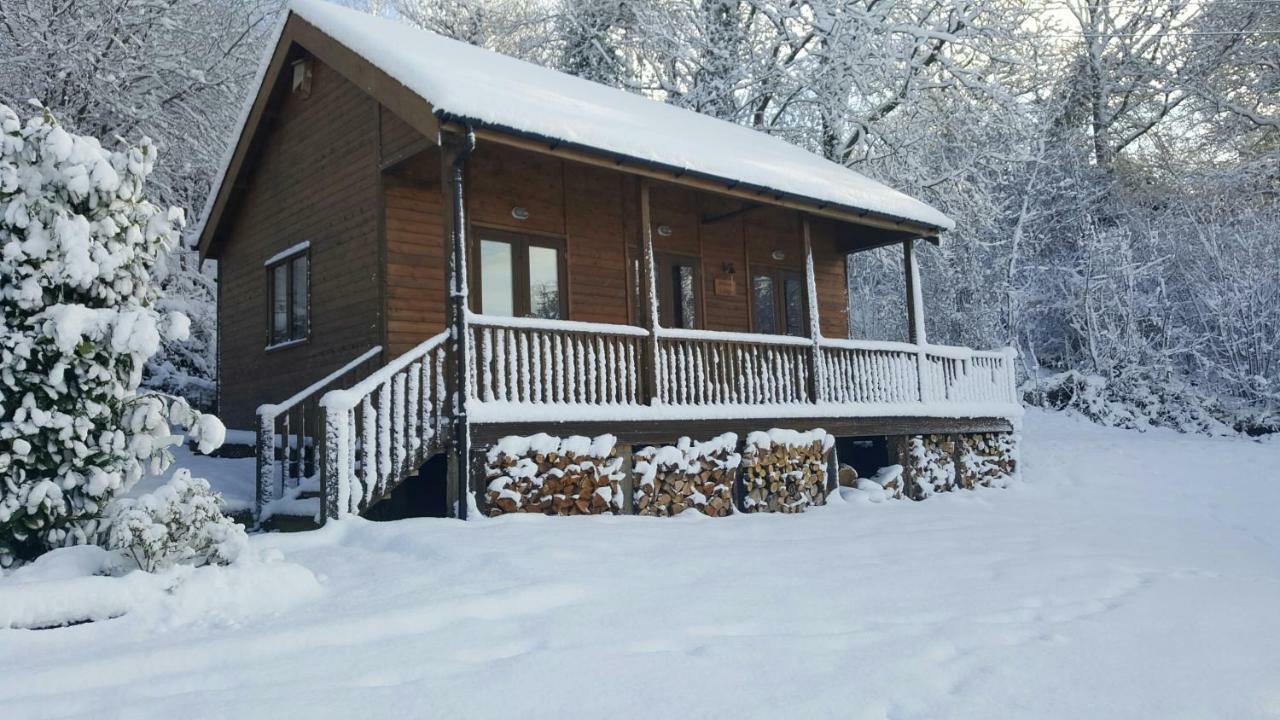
461 142 851 339
216 59 382 429
383 146 446 357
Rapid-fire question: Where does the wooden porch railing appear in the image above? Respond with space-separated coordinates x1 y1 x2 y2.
304 318 1017 524
468 315 647 406
318 331 450 521
464 317 1018 410
255 346 382 522
655 328 813 406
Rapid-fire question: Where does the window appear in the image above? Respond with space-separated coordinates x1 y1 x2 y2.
656 254 700 329
473 229 566 319
267 248 309 347
750 267 806 337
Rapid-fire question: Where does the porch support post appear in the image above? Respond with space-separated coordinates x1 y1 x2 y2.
904 238 930 402
639 178 661 405
445 127 477 519
801 215 824 403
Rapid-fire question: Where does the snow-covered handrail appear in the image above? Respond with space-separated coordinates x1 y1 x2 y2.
657 326 814 347
255 345 383 524
469 312 649 337
318 331 451 522
323 332 449 412
258 345 383 419
819 336 1013 361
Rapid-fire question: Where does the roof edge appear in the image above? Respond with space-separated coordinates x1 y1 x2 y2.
436 112 949 237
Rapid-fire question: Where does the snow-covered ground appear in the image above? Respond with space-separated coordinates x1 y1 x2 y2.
2 410 1278 719
127 441 256 515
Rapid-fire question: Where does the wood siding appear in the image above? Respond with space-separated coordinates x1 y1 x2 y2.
384 148 447 356
216 60 382 429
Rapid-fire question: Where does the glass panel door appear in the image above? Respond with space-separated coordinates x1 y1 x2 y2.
751 267 807 337
479 238 515 316
657 254 700 329
751 273 777 335
527 244 562 319
782 273 805 337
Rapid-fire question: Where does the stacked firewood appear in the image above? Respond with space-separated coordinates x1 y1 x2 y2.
739 429 833 513
634 433 738 517
955 432 1018 489
896 434 957 500
482 434 623 516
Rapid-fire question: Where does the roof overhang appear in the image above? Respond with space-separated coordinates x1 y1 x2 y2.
435 116 945 241
197 9 945 261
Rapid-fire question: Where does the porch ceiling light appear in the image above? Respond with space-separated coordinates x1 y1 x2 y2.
511 207 530 220
771 249 786 261
657 224 673 237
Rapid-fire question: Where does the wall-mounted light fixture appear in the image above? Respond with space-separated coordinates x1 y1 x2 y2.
656 225 673 237
511 207 530 220
291 57 313 97
771 250 786 261
722 262 736 275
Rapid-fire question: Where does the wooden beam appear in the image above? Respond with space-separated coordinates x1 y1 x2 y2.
801 215 824 402
700 202 760 225
903 239 927 345
639 179 661 405
471 416 1014 446
443 123 942 240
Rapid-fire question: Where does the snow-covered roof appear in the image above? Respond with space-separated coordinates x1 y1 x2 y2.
285 0 953 231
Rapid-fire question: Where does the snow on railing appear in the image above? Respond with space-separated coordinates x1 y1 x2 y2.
292 319 1016 523
469 314 645 406
318 331 450 522
817 341 920 404
920 347 1018 404
655 328 811 405
255 346 382 523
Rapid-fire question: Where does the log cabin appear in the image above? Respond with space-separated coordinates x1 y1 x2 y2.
196 0 1022 525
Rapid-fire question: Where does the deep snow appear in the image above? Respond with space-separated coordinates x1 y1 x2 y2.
2 409 1278 719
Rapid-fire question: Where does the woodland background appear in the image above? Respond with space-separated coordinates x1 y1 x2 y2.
3 0 1274 432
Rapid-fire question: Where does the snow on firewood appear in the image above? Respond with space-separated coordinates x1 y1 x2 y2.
633 433 739 517
740 428 833 513
484 434 624 516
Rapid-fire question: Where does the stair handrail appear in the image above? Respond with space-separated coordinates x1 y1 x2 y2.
255 345 383 523
319 331 451 522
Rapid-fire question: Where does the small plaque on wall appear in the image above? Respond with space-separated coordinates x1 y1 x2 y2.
714 276 736 296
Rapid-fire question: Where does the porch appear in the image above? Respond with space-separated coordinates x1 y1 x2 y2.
251 309 1017 523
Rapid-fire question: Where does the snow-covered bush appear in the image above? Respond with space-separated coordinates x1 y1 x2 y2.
0 102 223 565
1022 370 1234 435
103 470 247 573
145 249 217 411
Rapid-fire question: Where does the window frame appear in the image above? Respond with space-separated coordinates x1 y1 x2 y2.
470 226 569 320
748 265 808 338
265 247 310 351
